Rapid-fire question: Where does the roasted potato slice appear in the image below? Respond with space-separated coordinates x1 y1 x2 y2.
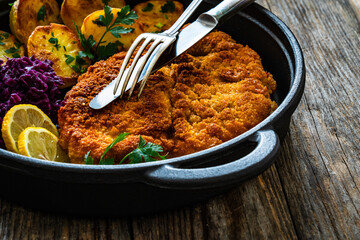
61 0 126 33
9 0 61 44
134 0 184 33
0 31 25 63
81 8 144 51
27 23 90 88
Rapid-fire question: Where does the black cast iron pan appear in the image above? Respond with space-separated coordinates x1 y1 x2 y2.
0 0 305 215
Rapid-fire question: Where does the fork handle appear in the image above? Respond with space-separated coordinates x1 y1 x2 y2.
205 0 255 22
165 0 204 35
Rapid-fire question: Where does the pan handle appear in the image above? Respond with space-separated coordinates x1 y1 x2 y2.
144 129 279 189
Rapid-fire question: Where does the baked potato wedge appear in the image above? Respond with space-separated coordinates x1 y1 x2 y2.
0 31 25 63
61 0 126 33
134 0 184 33
27 23 90 88
9 0 61 44
81 8 144 52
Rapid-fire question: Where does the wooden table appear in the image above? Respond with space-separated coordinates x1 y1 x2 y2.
1 0 359 239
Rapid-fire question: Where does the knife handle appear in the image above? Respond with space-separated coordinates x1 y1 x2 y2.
205 0 255 22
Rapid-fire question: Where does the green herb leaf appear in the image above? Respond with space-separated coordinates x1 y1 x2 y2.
48 35 61 51
142 3 154 12
103 5 114 27
0 32 9 39
14 41 22 48
99 158 114 165
8 2 14 6
120 136 167 164
5 47 20 54
37 5 46 21
98 133 130 164
84 151 94 164
83 133 167 165
74 22 95 60
64 54 75 64
155 22 164 29
12 53 20 58
96 41 123 61
114 6 138 25
109 26 133 38
160 1 175 13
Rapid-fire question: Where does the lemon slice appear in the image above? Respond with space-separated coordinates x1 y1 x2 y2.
18 127 69 162
1 104 58 153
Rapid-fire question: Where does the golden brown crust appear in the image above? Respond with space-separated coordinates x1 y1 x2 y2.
27 23 90 88
58 31 277 164
10 0 61 44
134 0 184 33
60 0 126 33
0 31 25 63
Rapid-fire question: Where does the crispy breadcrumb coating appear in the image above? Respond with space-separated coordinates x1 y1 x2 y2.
58 31 277 164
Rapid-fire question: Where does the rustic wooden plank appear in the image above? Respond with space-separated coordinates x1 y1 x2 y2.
130 165 297 240
0 165 297 239
266 0 360 238
0 199 132 240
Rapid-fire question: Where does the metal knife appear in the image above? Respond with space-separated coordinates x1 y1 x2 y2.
90 0 255 109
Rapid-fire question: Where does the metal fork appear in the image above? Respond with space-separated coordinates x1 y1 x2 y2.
113 0 203 99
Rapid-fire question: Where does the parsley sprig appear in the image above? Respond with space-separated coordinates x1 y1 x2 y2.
84 133 167 165
76 5 138 62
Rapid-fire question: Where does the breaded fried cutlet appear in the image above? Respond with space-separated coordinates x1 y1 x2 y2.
58 31 277 164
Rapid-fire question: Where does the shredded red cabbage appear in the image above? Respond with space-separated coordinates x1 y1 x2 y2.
0 56 64 148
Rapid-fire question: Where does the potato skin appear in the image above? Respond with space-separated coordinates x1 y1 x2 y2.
0 31 25 63
61 0 126 33
9 0 61 44
134 0 184 33
81 8 144 51
27 23 90 88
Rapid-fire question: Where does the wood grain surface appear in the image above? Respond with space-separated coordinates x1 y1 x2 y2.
0 0 359 239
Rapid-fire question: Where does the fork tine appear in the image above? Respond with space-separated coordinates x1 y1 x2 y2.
113 34 146 95
118 36 154 98
136 39 174 99
126 37 164 98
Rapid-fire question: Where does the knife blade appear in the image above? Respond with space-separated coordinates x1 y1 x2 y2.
90 0 254 109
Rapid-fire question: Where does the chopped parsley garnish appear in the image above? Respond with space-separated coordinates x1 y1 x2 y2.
76 5 138 62
160 1 175 13
4 47 19 54
0 32 10 45
84 133 167 165
64 54 75 65
1 37 22 58
5 46 21 58
37 5 46 21
142 3 154 12
155 22 164 29
8 2 14 7
48 33 61 51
